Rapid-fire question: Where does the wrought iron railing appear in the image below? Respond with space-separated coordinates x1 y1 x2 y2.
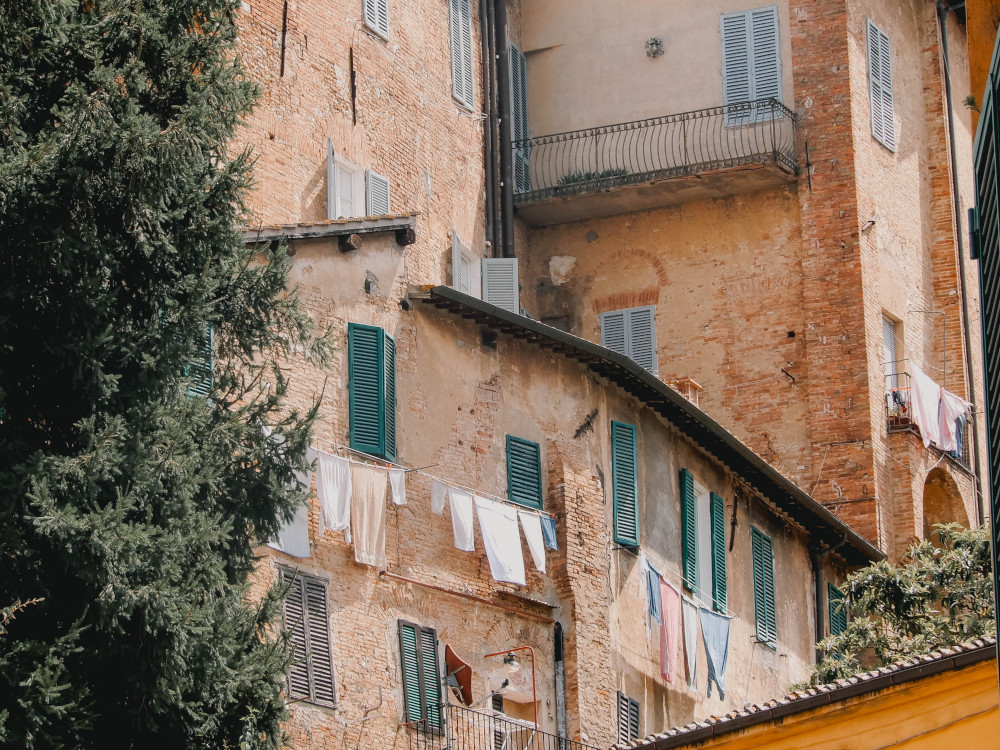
404 704 600 750
512 98 798 202
885 368 972 469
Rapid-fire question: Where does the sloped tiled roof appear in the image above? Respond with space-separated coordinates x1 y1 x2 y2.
625 637 997 750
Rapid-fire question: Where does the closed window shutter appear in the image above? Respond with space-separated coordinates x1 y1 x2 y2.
867 20 894 151
452 234 473 295
326 139 337 220
482 257 519 313
510 44 531 192
506 435 543 509
616 692 640 744
680 468 697 590
399 623 424 723
709 492 727 612
882 316 898 389
600 310 627 357
751 7 780 102
611 421 639 547
364 0 388 38
185 322 214 398
398 621 441 730
721 11 751 120
752 527 777 645
366 169 391 216
282 571 311 700
420 628 442 730
348 323 396 460
450 0 474 108
722 6 781 123
627 306 657 374
828 583 847 637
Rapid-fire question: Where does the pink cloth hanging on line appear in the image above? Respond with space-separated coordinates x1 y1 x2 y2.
660 580 681 685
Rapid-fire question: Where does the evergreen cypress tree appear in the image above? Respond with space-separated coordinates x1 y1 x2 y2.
0 0 324 745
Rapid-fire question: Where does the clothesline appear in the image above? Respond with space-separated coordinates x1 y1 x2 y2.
642 550 736 619
316 442 556 521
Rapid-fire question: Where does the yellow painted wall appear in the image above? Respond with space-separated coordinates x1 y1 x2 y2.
665 656 999 750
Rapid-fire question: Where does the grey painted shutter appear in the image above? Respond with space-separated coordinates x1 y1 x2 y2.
326 139 336 220
304 576 335 705
680 468 697 590
482 257 519 313
510 44 531 192
348 323 394 460
365 0 388 38
506 435 543 509
600 310 627 357
185 323 213 398
750 6 780 103
868 20 894 150
282 571 311 700
452 234 472 295
709 492 727 612
366 169 390 216
627 306 657 374
752 527 777 645
450 0 474 108
721 10 751 122
611 421 639 547
828 583 847 637
616 692 640 744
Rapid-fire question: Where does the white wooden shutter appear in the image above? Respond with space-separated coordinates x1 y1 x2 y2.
365 170 390 216
451 234 480 296
882 316 898 388
326 139 336 220
867 20 894 150
751 7 780 102
482 257 519 313
627 306 657 374
600 310 628 358
364 0 388 38
450 0 474 108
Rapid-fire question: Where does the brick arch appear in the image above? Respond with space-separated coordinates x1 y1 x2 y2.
922 467 969 538
590 248 668 315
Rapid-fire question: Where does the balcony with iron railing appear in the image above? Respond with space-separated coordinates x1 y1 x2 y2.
405 704 601 750
885 366 971 470
512 98 798 226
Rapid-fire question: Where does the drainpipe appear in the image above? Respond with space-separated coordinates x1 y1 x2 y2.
810 534 849 665
493 0 516 258
480 0 498 256
554 622 567 747
937 0 984 525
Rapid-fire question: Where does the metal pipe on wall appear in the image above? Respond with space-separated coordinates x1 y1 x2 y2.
493 0 516 258
479 0 498 256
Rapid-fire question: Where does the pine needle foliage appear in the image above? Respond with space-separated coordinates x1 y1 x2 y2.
809 524 995 685
0 0 326 746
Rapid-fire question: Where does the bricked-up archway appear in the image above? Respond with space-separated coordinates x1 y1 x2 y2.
923 467 969 539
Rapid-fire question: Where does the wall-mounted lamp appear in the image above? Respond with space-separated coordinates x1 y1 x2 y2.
485 646 537 728
646 38 664 59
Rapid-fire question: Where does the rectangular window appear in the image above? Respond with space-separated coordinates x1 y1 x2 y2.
600 305 657 374
882 315 899 390
679 470 727 612
611 421 639 547
328 154 365 220
828 583 847 637
449 0 475 109
751 526 777 646
364 0 389 39
185 322 214 398
348 323 396 461
510 43 530 192
867 19 895 151
281 568 336 706
506 435 543 509
399 620 442 731
720 6 781 123
616 691 640 745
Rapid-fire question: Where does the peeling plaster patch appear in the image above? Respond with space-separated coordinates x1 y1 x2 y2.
364 270 379 296
549 256 577 286
585 230 599 243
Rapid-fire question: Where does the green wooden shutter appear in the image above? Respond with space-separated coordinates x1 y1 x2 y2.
611 421 639 547
185 322 213 398
506 435 543 509
420 627 442 730
348 323 396 461
398 622 423 723
752 527 777 645
828 583 847 637
510 43 530 192
709 492 727 612
680 468 697 590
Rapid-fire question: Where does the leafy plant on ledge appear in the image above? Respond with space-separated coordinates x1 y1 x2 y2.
556 167 630 186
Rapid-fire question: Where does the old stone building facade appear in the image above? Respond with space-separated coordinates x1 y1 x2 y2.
228 0 967 746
